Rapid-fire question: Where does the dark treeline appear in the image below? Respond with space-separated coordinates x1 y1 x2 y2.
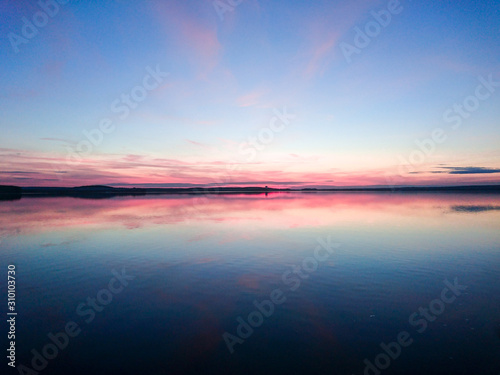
0 184 499 201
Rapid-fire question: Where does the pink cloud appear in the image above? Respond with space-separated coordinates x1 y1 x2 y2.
236 87 269 107
150 1 222 77
1 147 499 188
186 139 211 149
299 0 387 79
304 33 342 79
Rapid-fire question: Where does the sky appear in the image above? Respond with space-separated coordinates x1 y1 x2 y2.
1 0 499 188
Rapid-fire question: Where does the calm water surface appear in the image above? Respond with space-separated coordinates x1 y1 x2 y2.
1 193 499 374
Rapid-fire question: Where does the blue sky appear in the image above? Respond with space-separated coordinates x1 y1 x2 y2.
1 0 499 187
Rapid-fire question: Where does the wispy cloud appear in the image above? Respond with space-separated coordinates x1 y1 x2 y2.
300 0 385 79
186 139 212 149
0 171 41 175
236 87 269 107
451 205 500 213
40 137 75 144
150 1 222 77
434 166 500 175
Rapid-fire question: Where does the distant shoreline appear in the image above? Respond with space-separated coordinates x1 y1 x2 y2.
1 184 500 200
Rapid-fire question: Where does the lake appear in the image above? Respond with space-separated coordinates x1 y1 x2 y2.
1 192 499 374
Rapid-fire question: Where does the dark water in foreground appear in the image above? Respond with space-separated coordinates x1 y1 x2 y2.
1 193 499 375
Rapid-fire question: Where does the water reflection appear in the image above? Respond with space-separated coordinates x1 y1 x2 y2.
0 193 499 375
451 204 500 213
1 192 500 238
